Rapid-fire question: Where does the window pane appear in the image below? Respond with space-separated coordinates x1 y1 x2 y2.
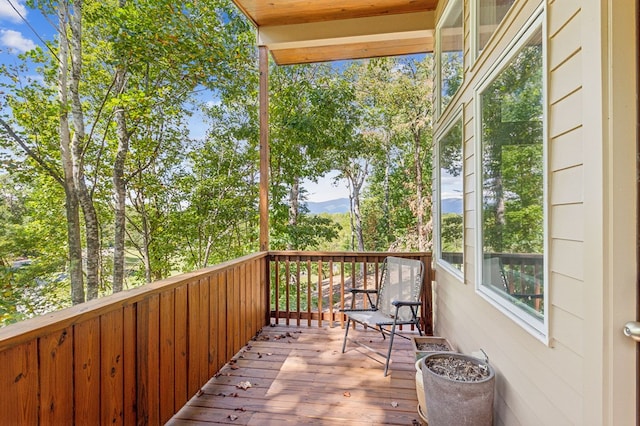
477 0 515 53
439 0 463 113
439 119 464 271
480 27 544 320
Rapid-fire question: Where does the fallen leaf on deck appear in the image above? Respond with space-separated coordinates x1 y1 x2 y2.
258 353 263 359
266 353 273 356
391 401 398 408
236 381 252 390
228 414 238 421
235 407 246 412
343 391 351 397
196 389 204 397
230 364 240 370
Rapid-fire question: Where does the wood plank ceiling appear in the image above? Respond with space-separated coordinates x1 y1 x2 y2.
231 0 439 65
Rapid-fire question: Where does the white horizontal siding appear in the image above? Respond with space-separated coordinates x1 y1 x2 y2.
433 0 590 424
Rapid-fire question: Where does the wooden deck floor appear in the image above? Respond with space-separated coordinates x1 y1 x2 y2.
168 324 423 425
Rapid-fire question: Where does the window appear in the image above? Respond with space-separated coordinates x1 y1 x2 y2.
437 116 464 274
437 0 463 116
477 19 545 335
476 0 516 56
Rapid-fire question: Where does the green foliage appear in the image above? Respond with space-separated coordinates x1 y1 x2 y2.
441 213 463 252
0 173 70 325
0 1 437 324
352 56 434 251
269 63 355 250
481 41 543 255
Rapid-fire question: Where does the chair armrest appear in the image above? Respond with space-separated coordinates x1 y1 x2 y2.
392 300 421 307
348 288 378 309
349 288 378 294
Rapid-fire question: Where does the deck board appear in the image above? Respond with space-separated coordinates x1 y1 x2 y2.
168 325 423 425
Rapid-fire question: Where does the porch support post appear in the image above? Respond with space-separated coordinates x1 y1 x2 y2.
259 46 270 252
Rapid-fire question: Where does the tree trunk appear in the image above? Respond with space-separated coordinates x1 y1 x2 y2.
112 63 129 292
58 1 85 305
69 0 101 300
383 132 391 246
414 128 425 251
345 165 367 251
352 189 364 251
141 209 153 283
287 179 299 250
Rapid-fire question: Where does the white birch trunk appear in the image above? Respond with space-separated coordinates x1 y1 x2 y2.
58 1 85 305
69 0 101 300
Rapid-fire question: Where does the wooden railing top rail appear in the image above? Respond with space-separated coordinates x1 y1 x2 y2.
0 251 269 352
269 251 430 259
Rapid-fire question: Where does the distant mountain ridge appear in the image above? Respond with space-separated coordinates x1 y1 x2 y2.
305 198 350 214
304 197 462 215
442 198 463 214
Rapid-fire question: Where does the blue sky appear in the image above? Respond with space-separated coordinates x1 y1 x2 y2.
0 0 351 202
0 0 51 61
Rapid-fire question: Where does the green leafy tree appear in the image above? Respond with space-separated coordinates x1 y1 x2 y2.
269 63 348 250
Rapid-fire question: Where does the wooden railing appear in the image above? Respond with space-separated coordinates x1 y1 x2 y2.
268 252 434 335
0 250 435 425
0 252 269 425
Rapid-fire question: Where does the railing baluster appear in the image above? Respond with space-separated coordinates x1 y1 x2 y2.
328 259 334 326
317 259 323 327
340 257 345 328
307 259 312 327
285 260 290 326
274 258 280 324
296 257 301 326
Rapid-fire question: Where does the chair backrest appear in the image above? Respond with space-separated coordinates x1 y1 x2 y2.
377 256 425 321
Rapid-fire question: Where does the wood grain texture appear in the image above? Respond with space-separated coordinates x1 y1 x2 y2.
174 285 189 410
74 318 101 424
188 281 201 398
232 0 437 26
39 328 73 424
0 341 38 424
122 304 137 425
101 309 124 425
168 325 422 425
160 291 176 423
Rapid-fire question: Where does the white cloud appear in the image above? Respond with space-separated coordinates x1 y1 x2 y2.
0 0 27 23
1 29 35 53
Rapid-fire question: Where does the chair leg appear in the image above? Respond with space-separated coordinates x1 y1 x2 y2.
378 326 386 340
342 318 351 353
383 322 398 377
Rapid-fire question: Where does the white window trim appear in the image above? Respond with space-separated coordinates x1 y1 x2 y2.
470 0 519 71
435 107 465 280
470 0 478 66
436 0 464 119
473 5 549 343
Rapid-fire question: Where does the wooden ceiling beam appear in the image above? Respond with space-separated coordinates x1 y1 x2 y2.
231 0 438 27
271 38 433 65
258 11 434 51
